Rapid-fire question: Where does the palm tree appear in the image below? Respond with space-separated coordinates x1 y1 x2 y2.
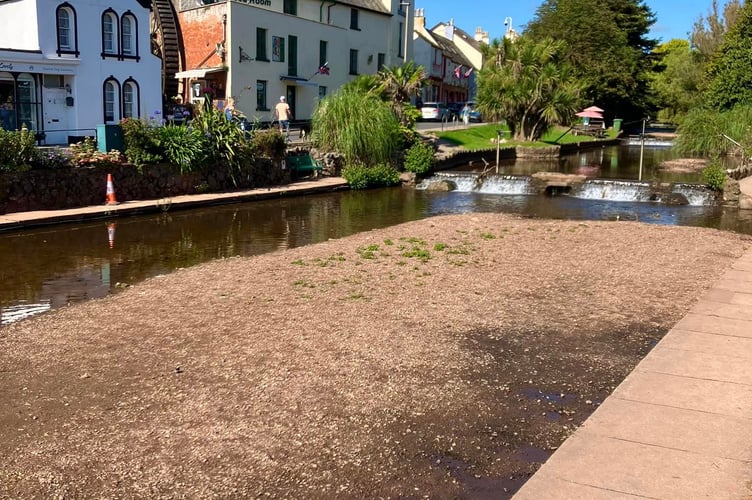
477 36 582 141
377 62 427 126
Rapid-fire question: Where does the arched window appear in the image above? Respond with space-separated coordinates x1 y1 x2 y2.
102 9 118 57
122 78 139 118
103 77 120 123
56 3 79 56
121 13 139 59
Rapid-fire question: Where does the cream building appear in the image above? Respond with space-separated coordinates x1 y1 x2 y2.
174 0 414 123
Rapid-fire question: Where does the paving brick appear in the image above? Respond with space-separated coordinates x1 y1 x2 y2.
613 370 752 419
673 312 752 338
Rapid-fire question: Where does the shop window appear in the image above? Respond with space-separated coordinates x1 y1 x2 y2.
56 3 79 56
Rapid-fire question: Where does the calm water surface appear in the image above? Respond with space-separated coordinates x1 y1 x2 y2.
2 145 751 325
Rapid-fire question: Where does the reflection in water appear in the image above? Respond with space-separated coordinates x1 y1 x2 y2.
2 146 751 326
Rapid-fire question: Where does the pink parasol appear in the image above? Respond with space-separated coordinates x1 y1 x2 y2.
583 105 604 113
576 110 604 119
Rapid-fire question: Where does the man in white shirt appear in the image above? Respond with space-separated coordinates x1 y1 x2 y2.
274 96 292 140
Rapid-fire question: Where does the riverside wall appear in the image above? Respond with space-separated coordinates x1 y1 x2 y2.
0 159 284 215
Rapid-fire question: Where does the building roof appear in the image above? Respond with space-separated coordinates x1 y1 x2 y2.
432 32 473 68
334 0 390 15
430 22 483 51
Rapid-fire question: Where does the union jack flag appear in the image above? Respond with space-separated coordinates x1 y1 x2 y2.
453 65 462 79
464 67 473 78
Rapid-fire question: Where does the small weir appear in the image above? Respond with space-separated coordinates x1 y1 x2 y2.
417 172 717 206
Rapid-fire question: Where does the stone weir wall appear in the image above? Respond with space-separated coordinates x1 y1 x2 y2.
0 159 285 215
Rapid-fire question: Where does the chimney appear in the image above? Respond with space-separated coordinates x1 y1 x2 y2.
415 7 425 28
474 27 489 44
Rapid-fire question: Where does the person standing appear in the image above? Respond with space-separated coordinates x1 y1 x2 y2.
274 96 292 141
0 96 14 130
224 97 236 121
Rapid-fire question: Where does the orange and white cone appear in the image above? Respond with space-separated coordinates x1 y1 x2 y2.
105 173 118 205
107 223 116 249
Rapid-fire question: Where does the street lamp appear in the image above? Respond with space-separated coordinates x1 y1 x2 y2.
400 1 410 63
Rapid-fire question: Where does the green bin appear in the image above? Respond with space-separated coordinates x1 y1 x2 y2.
612 118 622 132
96 124 124 153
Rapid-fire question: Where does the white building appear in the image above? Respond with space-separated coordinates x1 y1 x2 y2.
0 0 162 144
174 0 414 122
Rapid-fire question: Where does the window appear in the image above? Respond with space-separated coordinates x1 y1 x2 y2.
256 28 268 61
398 22 404 58
56 3 78 56
287 35 297 77
318 86 327 100
121 13 138 58
377 53 385 71
256 80 267 111
283 0 296 15
103 77 120 123
102 10 118 57
122 79 139 118
319 40 327 68
349 49 358 75
350 8 359 30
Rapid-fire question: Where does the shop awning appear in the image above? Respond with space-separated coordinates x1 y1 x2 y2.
174 67 225 79
280 75 319 87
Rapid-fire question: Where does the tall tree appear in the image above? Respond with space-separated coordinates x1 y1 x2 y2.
705 0 752 109
691 0 744 62
376 62 426 126
524 0 656 121
650 39 703 122
476 36 581 141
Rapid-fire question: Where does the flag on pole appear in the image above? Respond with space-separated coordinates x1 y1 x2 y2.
317 62 330 75
464 67 473 78
453 65 462 79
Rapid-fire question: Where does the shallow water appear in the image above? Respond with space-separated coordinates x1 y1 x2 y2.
2 145 750 326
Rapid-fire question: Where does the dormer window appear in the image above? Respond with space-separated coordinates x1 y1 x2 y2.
56 3 79 56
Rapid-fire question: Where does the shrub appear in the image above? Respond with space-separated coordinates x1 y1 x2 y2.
120 118 163 166
342 163 400 189
0 128 36 172
157 124 208 173
701 160 727 191
31 147 71 170
70 137 124 167
402 141 434 175
252 128 287 158
191 101 255 186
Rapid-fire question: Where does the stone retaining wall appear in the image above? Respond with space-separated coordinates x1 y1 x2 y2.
0 159 285 215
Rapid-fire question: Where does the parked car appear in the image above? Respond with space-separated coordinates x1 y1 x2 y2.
463 101 482 122
420 102 450 121
447 102 464 120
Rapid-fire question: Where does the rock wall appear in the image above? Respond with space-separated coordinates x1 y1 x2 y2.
0 159 286 215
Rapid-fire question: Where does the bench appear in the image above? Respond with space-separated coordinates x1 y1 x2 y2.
287 153 323 179
573 124 605 138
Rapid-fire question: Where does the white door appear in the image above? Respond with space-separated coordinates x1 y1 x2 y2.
44 88 70 145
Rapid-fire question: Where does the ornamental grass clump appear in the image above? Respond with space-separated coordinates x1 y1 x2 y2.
311 89 402 168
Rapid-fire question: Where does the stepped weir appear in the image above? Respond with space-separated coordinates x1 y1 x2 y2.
417 172 718 207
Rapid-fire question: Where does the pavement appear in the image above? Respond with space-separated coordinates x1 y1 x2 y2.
2 166 752 499
513 175 752 499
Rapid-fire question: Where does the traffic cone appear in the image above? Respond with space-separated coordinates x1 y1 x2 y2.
105 173 118 205
107 223 116 249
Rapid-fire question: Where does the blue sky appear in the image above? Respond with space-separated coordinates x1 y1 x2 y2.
414 0 726 44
